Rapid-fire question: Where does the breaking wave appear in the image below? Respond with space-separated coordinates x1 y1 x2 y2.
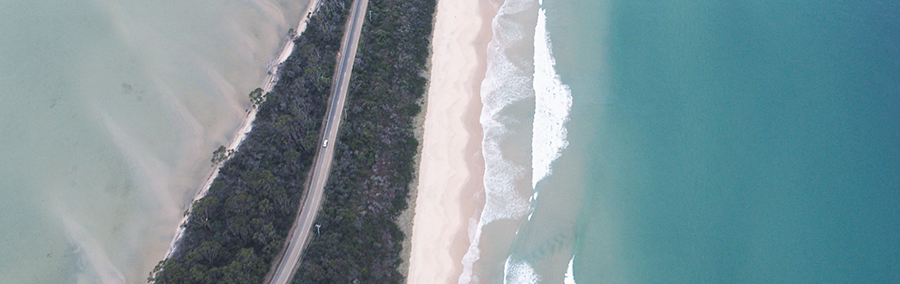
565 254 576 284
461 0 572 282
504 256 540 284
460 0 537 281
531 1 572 188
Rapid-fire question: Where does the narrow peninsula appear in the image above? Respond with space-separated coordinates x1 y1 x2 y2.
148 0 436 282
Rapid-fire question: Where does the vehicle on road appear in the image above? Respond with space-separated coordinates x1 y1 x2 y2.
323 140 328 148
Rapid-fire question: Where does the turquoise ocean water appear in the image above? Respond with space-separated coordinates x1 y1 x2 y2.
469 0 900 283
0 0 306 282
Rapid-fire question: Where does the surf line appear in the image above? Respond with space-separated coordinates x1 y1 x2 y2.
502 0 574 282
162 0 324 259
531 0 572 190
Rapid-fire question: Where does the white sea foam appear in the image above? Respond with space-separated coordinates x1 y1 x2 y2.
565 254 576 284
460 0 537 282
462 0 572 280
531 5 572 188
503 256 540 284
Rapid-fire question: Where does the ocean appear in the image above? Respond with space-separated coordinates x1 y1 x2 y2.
0 0 307 282
467 0 900 283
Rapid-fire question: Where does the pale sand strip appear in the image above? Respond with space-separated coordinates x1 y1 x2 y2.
407 0 495 282
161 0 322 259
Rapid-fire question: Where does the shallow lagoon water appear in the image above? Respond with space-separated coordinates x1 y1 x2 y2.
0 0 307 282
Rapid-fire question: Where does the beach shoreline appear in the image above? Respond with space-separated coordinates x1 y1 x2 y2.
161 0 322 259
406 0 495 282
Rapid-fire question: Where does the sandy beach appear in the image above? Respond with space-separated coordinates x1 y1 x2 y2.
406 0 495 282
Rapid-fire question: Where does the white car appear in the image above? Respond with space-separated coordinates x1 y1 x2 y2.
322 140 328 148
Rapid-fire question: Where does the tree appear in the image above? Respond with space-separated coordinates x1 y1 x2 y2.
195 241 223 265
188 197 220 231
211 146 234 165
249 88 265 108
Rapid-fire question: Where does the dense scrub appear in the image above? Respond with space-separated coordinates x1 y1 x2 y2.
148 0 435 281
292 0 436 282
148 0 351 282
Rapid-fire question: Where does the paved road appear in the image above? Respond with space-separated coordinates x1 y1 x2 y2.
267 0 369 283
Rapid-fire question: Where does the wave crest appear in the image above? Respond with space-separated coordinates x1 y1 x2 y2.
531 6 572 188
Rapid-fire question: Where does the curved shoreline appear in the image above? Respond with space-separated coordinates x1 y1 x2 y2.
162 0 323 259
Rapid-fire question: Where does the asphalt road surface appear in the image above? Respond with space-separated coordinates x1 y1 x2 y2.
267 0 369 282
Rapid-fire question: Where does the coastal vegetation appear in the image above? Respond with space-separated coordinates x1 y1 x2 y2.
147 0 350 282
249 87 266 108
291 0 435 281
210 146 234 165
148 0 434 281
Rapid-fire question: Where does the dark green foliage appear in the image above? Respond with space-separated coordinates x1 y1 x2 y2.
211 145 234 165
249 88 265 108
148 0 352 282
149 0 435 281
292 0 435 282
